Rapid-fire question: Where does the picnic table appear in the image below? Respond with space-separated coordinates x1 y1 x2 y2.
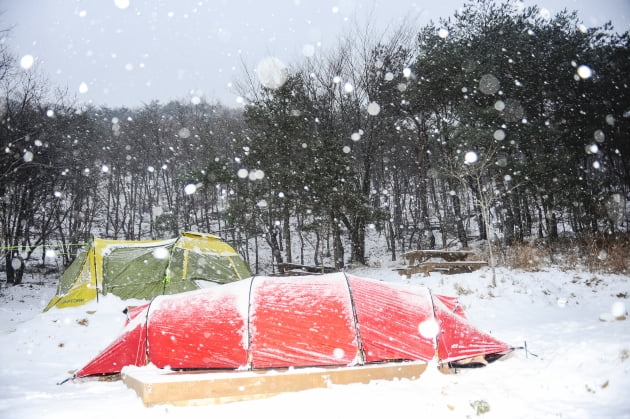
396 249 487 277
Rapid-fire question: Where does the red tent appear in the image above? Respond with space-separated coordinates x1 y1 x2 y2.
71 273 511 379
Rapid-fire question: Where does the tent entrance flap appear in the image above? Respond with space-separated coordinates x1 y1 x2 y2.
43 247 95 311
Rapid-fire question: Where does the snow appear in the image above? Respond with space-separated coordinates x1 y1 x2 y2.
1 265 629 418
255 57 289 90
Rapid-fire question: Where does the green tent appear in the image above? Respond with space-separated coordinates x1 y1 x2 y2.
44 232 251 311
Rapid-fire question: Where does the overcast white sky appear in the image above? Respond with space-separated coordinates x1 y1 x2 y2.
2 0 628 108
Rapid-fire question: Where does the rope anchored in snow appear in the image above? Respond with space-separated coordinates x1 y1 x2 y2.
511 340 540 359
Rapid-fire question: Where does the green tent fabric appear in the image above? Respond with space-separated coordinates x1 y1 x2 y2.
44 232 252 311
102 244 184 300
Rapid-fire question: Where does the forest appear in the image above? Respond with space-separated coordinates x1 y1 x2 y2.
1 1 629 283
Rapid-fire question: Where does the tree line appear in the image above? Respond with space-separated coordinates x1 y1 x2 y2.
1 1 629 283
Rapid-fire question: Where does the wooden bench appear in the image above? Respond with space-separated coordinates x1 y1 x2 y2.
396 249 486 277
276 263 338 276
397 260 488 277
402 249 475 264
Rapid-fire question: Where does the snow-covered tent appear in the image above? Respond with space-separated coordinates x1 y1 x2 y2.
44 232 251 311
68 273 511 380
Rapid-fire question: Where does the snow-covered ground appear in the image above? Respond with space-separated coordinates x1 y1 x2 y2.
1 263 629 418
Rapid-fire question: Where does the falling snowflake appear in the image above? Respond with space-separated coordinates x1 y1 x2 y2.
418 319 439 339
256 57 288 90
493 129 506 141
585 144 598 154
20 55 35 70
114 0 130 10
333 348 345 359
184 184 197 195
464 151 478 164
577 65 592 80
367 102 381 116
178 128 191 138
11 258 23 270
152 247 170 260
593 129 605 143
45 249 57 258
479 74 500 95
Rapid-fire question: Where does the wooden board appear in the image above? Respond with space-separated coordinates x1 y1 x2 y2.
122 361 428 406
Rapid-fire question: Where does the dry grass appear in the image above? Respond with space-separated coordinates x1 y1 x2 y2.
506 242 546 271
505 233 630 275
584 234 630 274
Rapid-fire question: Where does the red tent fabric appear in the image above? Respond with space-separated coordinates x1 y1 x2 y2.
72 273 511 379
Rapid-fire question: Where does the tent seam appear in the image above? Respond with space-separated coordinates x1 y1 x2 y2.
245 274 256 370
341 272 366 365
427 289 441 363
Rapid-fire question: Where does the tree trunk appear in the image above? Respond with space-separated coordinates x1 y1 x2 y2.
452 189 468 248
254 233 259 274
331 212 345 269
340 213 365 265
387 220 397 262
524 197 533 239
350 217 366 265
537 206 544 239
283 207 292 264
549 212 559 241
504 202 515 247
5 251 25 285
313 230 321 266
469 181 487 241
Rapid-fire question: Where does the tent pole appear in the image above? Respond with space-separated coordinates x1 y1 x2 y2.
92 237 99 303
245 275 256 370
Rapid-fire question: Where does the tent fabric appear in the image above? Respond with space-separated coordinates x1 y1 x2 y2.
346 274 437 363
72 273 511 379
44 232 251 311
249 275 359 368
